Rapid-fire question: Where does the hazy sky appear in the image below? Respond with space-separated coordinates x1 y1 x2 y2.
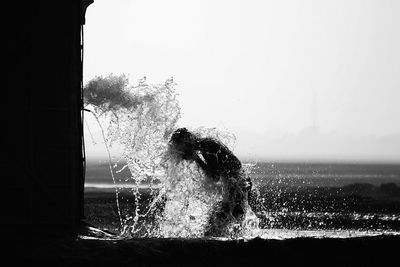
83 0 400 162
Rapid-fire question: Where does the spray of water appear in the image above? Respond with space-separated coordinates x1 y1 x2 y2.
84 75 400 240
84 75 259 238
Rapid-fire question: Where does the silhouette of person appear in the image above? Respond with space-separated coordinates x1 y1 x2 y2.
169 128 253 236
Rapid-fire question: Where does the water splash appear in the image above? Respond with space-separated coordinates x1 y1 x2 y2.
85 76 258 238
84 75 400 239
89 111 123 229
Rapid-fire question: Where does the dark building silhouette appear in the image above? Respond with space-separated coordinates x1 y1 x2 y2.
3 0 92 231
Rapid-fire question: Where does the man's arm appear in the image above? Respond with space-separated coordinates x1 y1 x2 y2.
193 153 219 182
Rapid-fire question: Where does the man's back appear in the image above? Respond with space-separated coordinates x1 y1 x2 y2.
198 138 242 179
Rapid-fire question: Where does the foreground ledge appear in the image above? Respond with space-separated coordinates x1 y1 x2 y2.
3 225 400 266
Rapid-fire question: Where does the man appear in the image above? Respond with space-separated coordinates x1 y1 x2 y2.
169 128 253 237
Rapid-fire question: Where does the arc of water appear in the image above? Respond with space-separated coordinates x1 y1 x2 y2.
87 110 124 230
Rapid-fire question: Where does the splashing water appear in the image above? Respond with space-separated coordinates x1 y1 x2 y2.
85 76 259 238
85 76 400 240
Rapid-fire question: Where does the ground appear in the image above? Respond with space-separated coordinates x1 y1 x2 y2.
3 224 400 266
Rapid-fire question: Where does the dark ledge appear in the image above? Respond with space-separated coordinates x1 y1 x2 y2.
2 224 399 267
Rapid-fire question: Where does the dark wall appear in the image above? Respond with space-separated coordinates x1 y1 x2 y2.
3 1 85 226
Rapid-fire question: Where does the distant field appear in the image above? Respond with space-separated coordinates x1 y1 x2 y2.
84 161 400 235
85 160 400 187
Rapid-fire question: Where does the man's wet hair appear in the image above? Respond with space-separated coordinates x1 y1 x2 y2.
170 128 195 145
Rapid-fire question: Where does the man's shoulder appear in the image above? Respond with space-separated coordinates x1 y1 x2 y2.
199 138 238 158
199 137 218 146
199 138 225 151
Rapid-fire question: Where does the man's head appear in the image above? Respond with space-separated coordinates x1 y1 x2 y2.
169 128 198 160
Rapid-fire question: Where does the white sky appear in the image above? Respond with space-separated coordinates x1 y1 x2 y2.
83 0 400 162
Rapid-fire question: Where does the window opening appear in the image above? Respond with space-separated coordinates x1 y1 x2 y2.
82 0 400 240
